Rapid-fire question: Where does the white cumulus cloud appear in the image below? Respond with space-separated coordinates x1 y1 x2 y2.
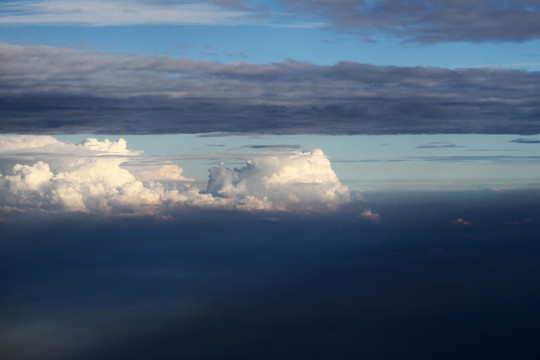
207 149 350 209
0 136 350 215
358 208 381 223
79 138 135 155
132 164 194 182
452 218 472 227
1 158 162 212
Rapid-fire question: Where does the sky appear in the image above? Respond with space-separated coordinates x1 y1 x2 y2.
1 0 540 198
2 1 540 359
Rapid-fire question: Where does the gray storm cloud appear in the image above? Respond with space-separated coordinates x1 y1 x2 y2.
281 0 540 43
0 136 350 214
1 42 540 135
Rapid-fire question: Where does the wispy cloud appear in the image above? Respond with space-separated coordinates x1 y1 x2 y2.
412 155 540 163
470 62 540 69
510 138 540 144
2 43 540 135
244 144 301 149
416 142 464 149
0 0 251 26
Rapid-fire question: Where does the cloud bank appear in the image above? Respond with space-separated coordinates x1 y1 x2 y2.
2 43 539 135
0 136 349 214
282 0 540 43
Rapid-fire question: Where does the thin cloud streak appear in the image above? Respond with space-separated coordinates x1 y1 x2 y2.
416 142 464 149
2 43 540 135
244 144 301 149
0 0 251 26
510 138 540 144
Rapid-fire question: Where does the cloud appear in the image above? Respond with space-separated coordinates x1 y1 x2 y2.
0 136 349 214
131 164 194 182
244 144 301 149
510 138 540 144
2 1 539 43
416 142 464 149
358 208 381 223
505 218 534 226
0 0 250 26
452 218 472 227
206 149 350 209
280 0 540 43
471 62 540 69
2 43 540 135
0 135 60 152
79 138 136 155
0 135 141 177
412 155 540 164
0 135 138 157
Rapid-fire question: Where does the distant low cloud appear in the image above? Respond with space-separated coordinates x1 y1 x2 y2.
510 138 540 144
2 43 539 135
244 145 301 149
0 136 349 215
359 208 381 223
416 142 464 149
452 218 472 227
281 0 540 43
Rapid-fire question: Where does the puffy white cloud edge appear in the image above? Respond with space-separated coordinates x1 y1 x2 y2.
0 136 350 215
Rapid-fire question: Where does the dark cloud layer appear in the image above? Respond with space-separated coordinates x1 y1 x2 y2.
281 0 540 43
2 43 540 135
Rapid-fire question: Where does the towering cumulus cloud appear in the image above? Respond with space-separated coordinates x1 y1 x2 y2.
208 149 349 209
0 136 349 215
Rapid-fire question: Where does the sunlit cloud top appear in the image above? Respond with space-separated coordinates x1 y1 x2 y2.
0 135 350 215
